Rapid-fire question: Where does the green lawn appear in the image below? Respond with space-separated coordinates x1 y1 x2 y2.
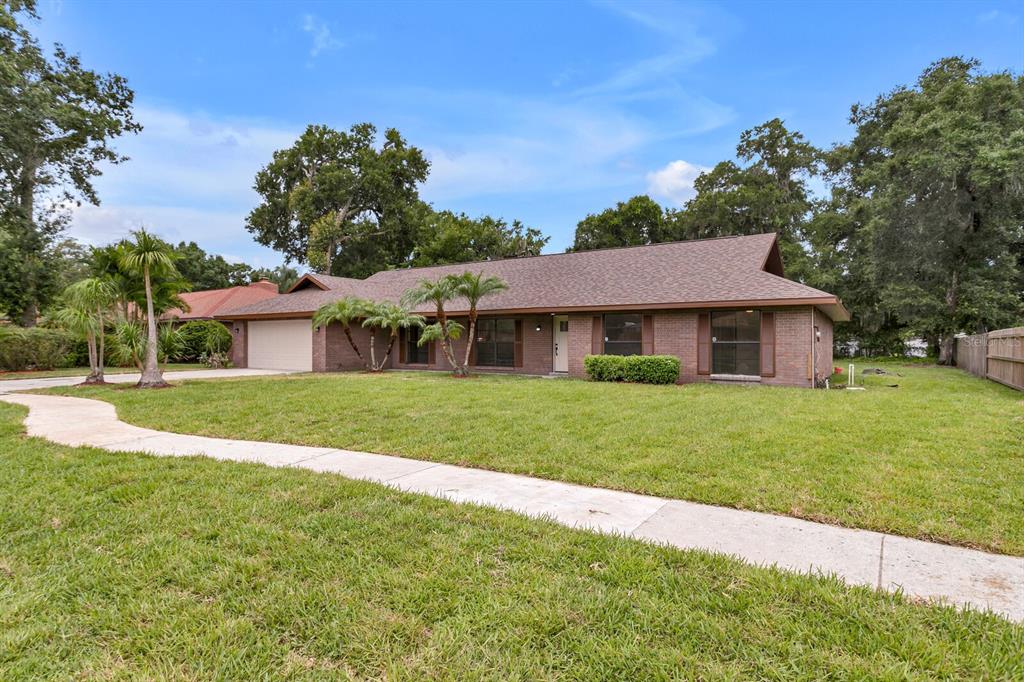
0 363 206 380
0 401 1020 679
55 361 1024 555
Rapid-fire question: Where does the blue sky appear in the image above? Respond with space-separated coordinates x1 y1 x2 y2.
34 0 1024 267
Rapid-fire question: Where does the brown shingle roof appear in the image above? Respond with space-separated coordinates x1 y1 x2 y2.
220 234 850 321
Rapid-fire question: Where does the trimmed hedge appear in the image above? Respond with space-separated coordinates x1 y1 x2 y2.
0 326 79 371
584 354 681 385
174 321 232 362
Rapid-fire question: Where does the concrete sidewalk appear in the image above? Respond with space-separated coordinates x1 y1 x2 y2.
3 392 1021 622
0 368 292 393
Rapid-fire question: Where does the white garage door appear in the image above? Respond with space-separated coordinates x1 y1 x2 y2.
248 319 313 371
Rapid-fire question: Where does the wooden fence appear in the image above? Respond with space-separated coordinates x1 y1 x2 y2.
956 327 1024 391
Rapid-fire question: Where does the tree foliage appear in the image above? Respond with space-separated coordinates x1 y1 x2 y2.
412 208 548 266
0 0 139 324
246 123 429 277
568 195 671 252
832 57 1024 361
170 241 254 291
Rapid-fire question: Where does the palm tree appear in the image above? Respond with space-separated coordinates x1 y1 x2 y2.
361 302 425 371
454 272 508 371
401 276 464 373
312 297 371 368
52 278 115 384
119 229 177 388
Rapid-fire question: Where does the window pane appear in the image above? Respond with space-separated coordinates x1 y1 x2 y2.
711 312 736 342
735 342 760 375
712 343 735 374
474 318 516 366
711 310 760 375
605 341 642 356
406 326 429 364
604 314 642 343
495 319 516 342
495 342 515 366
406 327 418 364
736 311 760 342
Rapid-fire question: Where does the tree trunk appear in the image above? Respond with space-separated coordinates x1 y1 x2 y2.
20 302 38 327
461 311 476 373
97 313 106 382
381 332 397 368
368 329 378 371
341 325 366 367
138 265 167 388
17 162 39 327
83 331 101 384
435 304 459 372
938 336 956 366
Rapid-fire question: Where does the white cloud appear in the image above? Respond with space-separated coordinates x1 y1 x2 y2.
402 91 655 201
301 14 344 58
63 104 297 266
645 160 709 205
575 1 718 99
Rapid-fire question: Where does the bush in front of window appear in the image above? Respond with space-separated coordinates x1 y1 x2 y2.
584 354 680 385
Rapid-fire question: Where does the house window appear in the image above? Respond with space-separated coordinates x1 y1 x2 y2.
475 318 516 367
405 326 429 364
603 313 642 356
711 311 760 375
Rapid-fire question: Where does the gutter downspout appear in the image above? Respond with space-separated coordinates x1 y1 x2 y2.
810 306 817 388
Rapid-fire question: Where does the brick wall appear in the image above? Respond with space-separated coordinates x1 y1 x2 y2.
317 322 380 371
652 312 699 383
813 307 834 384
567 314 595 377
565 307 819 388
307 307 828 387
763 307 813 387
229 320 247 368
379 314 554 375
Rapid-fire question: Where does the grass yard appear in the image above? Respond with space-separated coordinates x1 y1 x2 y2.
0 401 1020 679
55 360 1024 555
0 363 206 380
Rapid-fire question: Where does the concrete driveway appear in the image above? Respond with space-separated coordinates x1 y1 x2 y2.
0 368 293 393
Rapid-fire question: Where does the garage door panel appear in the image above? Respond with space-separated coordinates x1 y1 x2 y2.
248 320 313 371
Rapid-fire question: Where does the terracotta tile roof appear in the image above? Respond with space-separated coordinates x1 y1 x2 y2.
220 234 850 321
164 281 279 321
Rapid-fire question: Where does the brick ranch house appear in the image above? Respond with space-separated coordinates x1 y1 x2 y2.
218 233 849 388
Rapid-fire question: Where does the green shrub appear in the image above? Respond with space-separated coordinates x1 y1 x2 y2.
584 354 680 385
175 321 232 362
0 326 79 371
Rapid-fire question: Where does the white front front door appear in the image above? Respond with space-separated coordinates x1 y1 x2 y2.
553 316 569 372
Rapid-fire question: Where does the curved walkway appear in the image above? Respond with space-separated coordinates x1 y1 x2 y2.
3 391 1022 622
0 368 292 393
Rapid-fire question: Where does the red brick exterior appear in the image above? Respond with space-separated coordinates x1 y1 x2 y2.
813 307 835 385
388 315 553 375
315 322 381 371
229 320 247 368
238 306 834 388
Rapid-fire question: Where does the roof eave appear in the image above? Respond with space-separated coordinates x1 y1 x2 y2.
216 296 849 321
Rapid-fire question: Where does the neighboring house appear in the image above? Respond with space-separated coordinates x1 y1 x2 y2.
163 280 279 322
218 234 848 387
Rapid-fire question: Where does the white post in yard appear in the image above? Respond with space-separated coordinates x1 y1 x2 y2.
849 363 855 388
